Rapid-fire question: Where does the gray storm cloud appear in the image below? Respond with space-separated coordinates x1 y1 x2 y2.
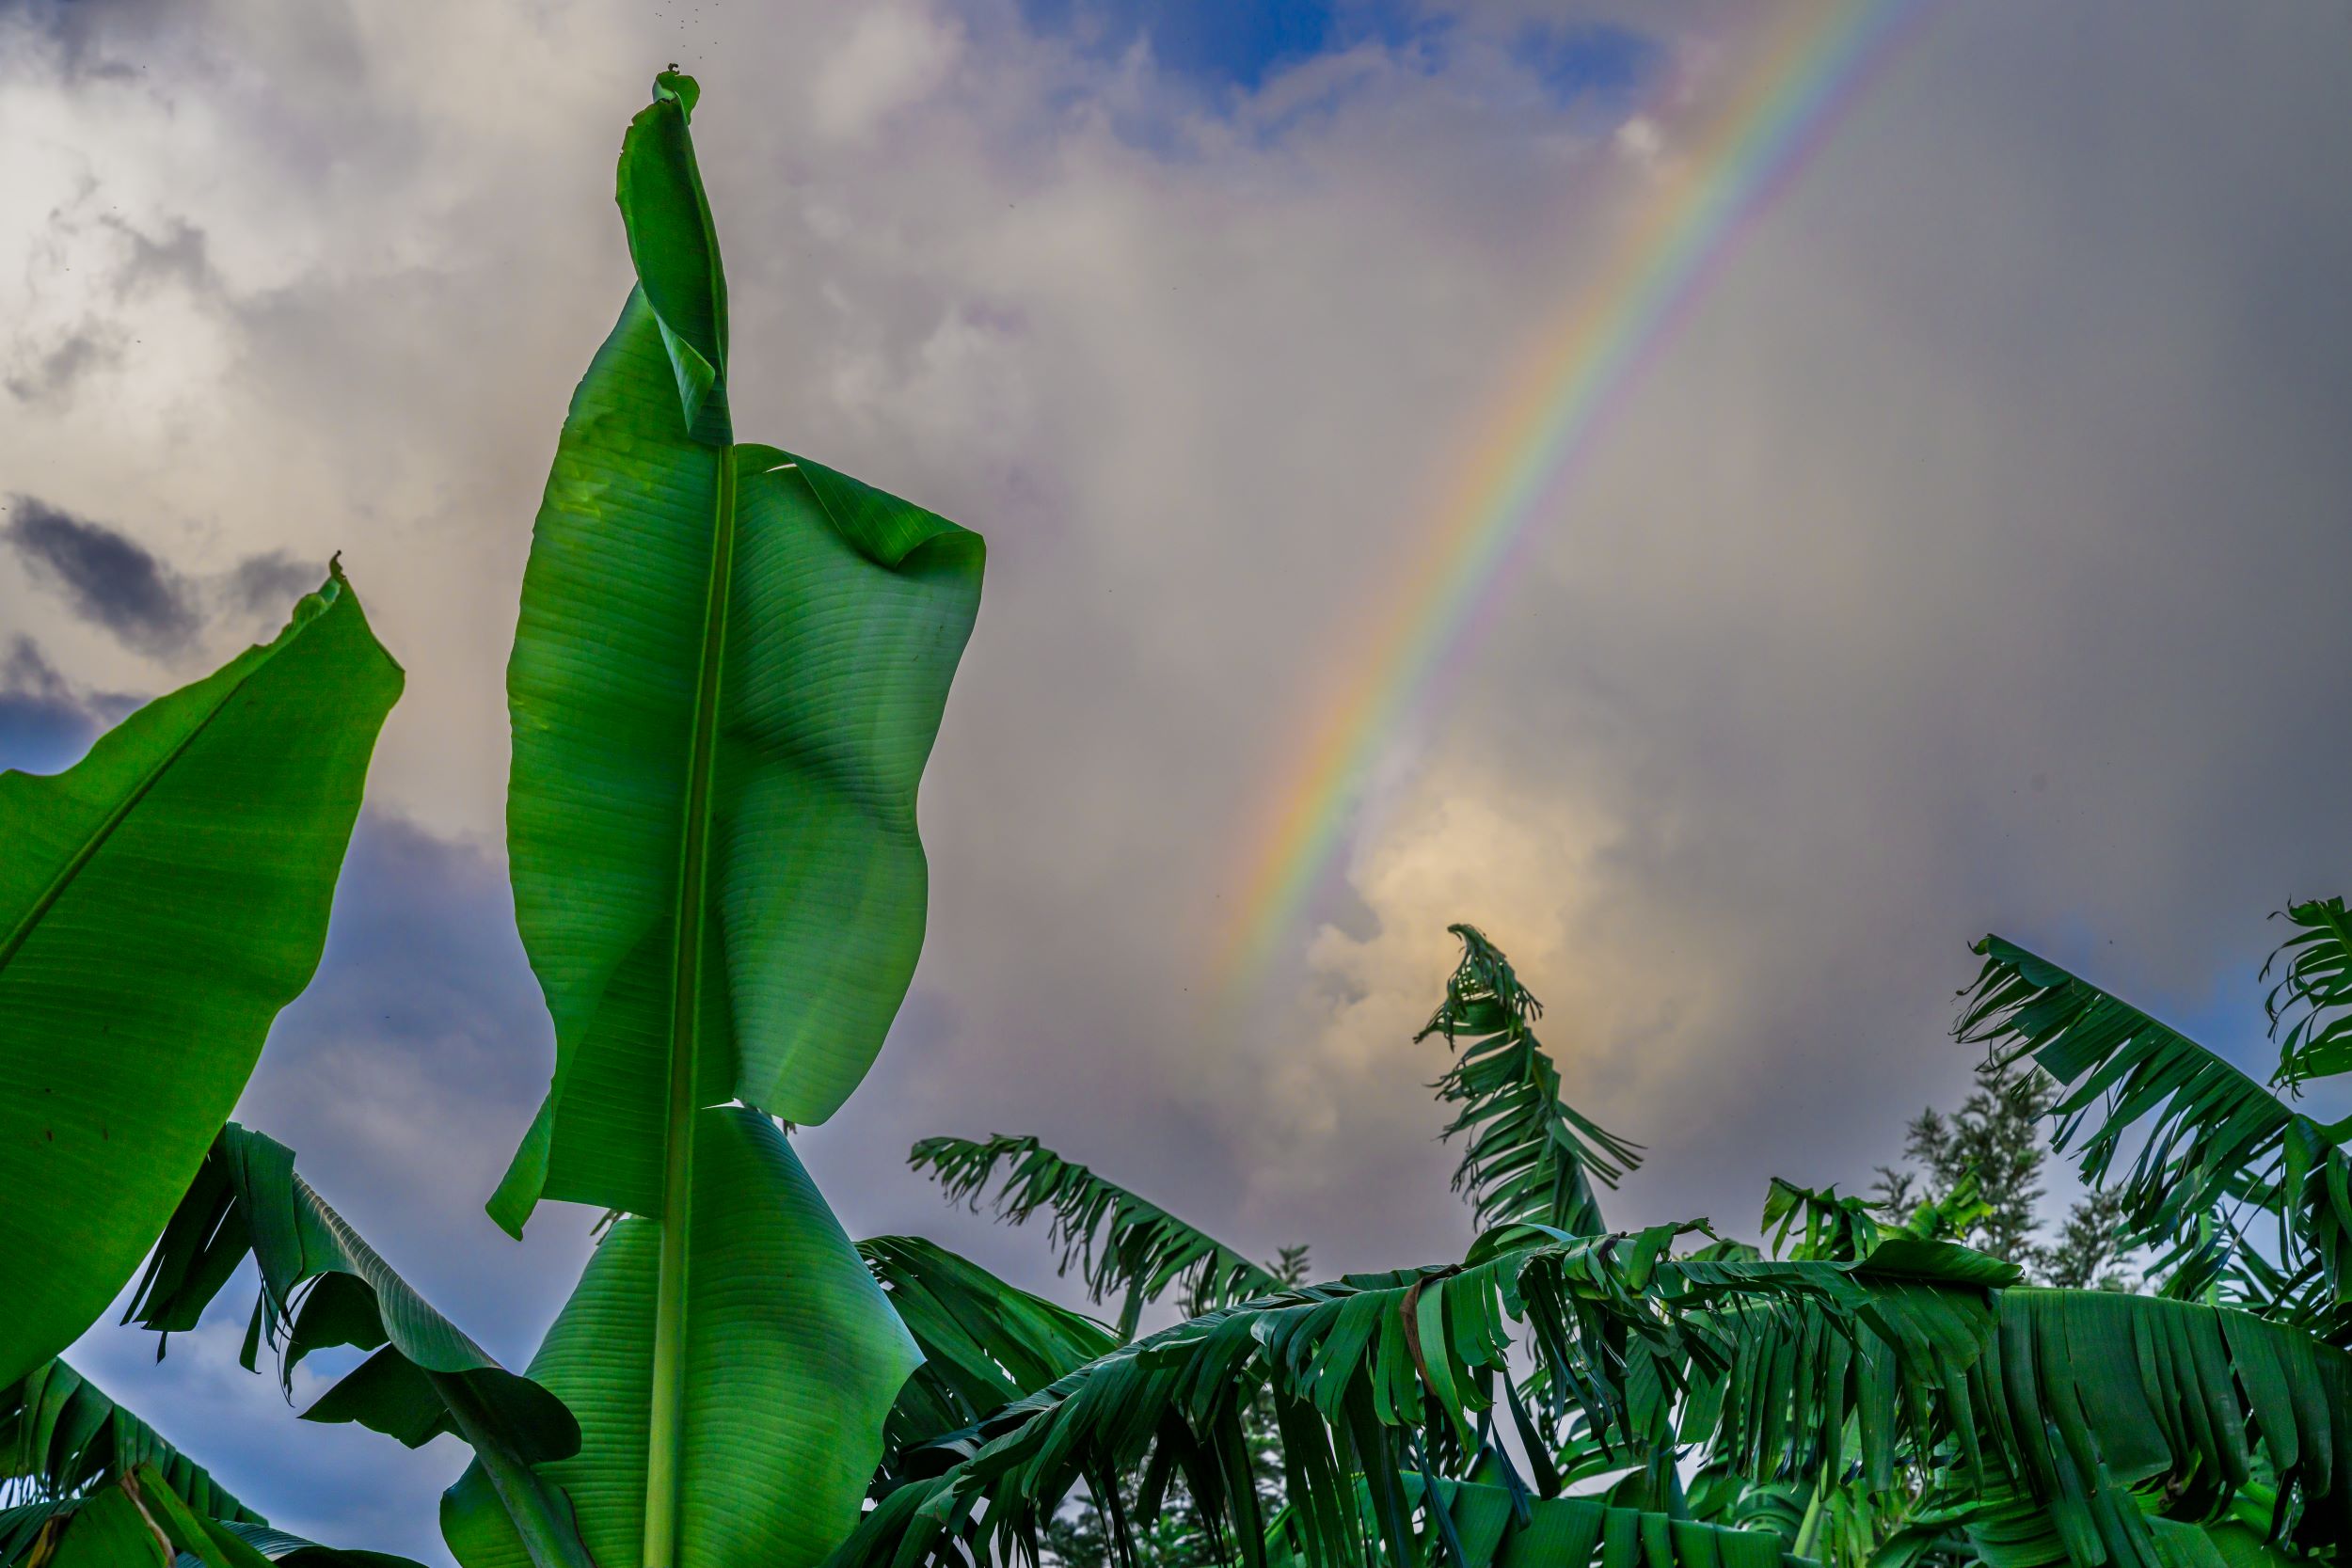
3 2 2349 1560
6 494 202 655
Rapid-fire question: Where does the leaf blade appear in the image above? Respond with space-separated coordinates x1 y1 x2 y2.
0 568 401 1387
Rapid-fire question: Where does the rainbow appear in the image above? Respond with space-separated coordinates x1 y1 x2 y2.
1213 0 1936 998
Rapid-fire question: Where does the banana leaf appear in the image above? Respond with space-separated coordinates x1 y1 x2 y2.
0 565 401 1387
1960 935 2351 1331
1 1358 259 1523
1420 925 1641 1238
908 1133 1280 1337
473 71 980 1568
2263 896 2352 1093
859 1234 1120 1457
486 72 984 1237
445 1110 917 1568
122 1124 587 1568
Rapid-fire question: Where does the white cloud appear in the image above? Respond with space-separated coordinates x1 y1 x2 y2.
809 3 963 143
1614 113 1661 162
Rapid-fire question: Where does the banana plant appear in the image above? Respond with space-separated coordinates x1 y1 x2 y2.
458 70 983 1568
8 66 2351 1568
883 927 2352 1568
0 565 401 1393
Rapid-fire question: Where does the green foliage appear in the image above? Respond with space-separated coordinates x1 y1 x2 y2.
1419 925 1641 1238
487 81 983 1236
1 1473 174 1568
0 566 401 1391
1400 1477 1798 1568
1040 1249 1316 1568
861 1234 1121 1462
1871 1058 2136 1289
446 1111 917 1568
0 1458 424 1568
2264 897 2352 1094
125 1125 577 1469
839 1223 2008 1568
910 1133 1282 1337
1046 1498 1220 1568
1959 935 2351 1336
896 924 2352 1568
1 1361 259 1523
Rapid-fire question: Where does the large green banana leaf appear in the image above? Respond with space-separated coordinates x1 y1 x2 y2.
0 565 402 1389
119 1123 588 1567
477 71 978 1568
487 72 984 1235
446 1110 916 1568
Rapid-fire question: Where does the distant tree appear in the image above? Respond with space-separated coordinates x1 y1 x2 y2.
1874 1056 2136 1289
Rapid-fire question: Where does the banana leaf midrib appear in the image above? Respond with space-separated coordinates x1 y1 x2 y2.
644 436 739 1568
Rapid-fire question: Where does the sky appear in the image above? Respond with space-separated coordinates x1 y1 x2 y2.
5 0 2352 1558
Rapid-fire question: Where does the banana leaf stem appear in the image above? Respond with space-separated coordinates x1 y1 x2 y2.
434 1372 594 1568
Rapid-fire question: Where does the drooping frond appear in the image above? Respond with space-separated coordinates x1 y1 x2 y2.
1681 1271 2352 1568
123 1125 596 1568
908 1133 1280 1337
124 1123 578 1469
1958 935 2352 1332
1979 1290 2349 1565
2264 896 2352 1094
1661 1241 2016 1498
859 1233 1120 1459
1323 1475 1805 1568
1419 926 1642 1237
0 1360 259 1522
1 1457 426 1568
1924 1475 2298 1568
192 1519 433 1566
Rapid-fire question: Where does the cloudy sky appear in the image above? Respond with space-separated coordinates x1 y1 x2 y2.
6 0 2351 1558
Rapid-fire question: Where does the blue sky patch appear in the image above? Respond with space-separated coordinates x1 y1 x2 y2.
1018 0 1426 91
